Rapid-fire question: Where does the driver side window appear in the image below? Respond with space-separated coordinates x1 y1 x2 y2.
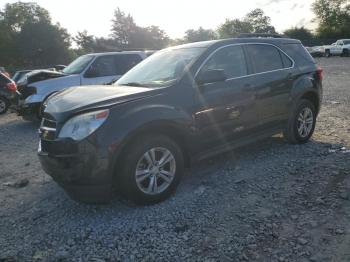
87 56 116 78
201 45 248 79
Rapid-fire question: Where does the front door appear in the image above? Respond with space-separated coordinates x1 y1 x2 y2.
193 44 258 151
81 55 120 85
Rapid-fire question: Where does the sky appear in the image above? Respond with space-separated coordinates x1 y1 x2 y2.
0 0 316 39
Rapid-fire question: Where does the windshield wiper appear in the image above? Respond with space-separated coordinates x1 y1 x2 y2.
120 82 146 87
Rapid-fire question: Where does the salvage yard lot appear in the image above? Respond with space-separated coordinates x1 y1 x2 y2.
0 57 349 261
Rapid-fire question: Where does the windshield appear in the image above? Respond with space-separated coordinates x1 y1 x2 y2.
116 47 205 88
62 55 94 75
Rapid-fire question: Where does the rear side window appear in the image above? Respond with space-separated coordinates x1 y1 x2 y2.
201 45 248 79
245 44 284 73
114 54 143 75
281 52 293 68
281 43 315 66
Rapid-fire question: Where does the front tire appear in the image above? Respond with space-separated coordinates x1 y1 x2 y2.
342 49 349 57
0 97 9 114
325 50 331 58
283 99 317 144
118 135 184 204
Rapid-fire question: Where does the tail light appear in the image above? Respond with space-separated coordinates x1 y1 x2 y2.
316 68 323 81
6 82 17 92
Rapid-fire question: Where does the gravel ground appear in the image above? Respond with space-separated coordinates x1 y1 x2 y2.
0 57 349 262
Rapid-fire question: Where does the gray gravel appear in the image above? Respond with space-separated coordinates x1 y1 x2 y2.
0 57 350 262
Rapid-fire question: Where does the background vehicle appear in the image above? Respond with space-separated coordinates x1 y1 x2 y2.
0 72 18 114
324 39 350 57
12 70 32 83
306 46 325 57
17 51 151 120
38 37 323 205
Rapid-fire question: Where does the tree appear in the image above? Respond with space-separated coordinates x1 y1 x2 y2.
0 2 74 69
110 8 169 49
284 27 314 40
245 8 276 34
312 0 350 38
129 26 169 49
184 27 217 43
0 2 50 32
110 8 137 48
218 19 253 38
217 9 275 38
18 21 73 67
74 30 95 53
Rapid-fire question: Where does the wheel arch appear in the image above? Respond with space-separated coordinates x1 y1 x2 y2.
110 120 192 183
300 91 320 114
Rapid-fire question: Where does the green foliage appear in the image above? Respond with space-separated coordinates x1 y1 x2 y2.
284 27 314 40
74 30 95 53
110 8 169 49
245 8 276 34
0 2 73 70
218 19 253 38
312 0 350 38
0 2 50 32
184 27 217 43
217 8 275 38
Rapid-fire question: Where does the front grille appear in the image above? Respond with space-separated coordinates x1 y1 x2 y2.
40 118 57 141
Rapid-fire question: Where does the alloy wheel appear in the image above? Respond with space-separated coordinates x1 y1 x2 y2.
135 147 176 195
297 107 314 138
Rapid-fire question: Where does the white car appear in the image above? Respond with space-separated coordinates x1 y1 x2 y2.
324 39 350 57
17 51 154 120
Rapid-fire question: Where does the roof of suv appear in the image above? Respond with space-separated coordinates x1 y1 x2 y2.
88 51 156 57
172 37 301 49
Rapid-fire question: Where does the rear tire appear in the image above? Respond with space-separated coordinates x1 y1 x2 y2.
0 97 9 114
342 49 349 57
325 50 331 58
118 135 184 205
283 99 316 144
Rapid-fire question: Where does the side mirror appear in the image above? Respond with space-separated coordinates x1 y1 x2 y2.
332 43 336 46
196 69 227 85
85 66 99 78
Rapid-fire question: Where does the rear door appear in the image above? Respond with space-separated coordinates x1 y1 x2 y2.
244 44 294 126
194 44 258 150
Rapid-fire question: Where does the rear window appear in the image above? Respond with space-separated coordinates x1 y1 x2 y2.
245 44 284 73
281 43 315 66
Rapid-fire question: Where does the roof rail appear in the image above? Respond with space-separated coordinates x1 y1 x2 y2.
238 33 286 39
118 48 158 52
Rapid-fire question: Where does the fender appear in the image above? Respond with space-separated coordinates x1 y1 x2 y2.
289 73 320 112
24 93 46 104
100 102 194 174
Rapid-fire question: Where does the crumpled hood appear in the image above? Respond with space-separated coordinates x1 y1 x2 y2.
45 85 158 120
19 70 66 86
